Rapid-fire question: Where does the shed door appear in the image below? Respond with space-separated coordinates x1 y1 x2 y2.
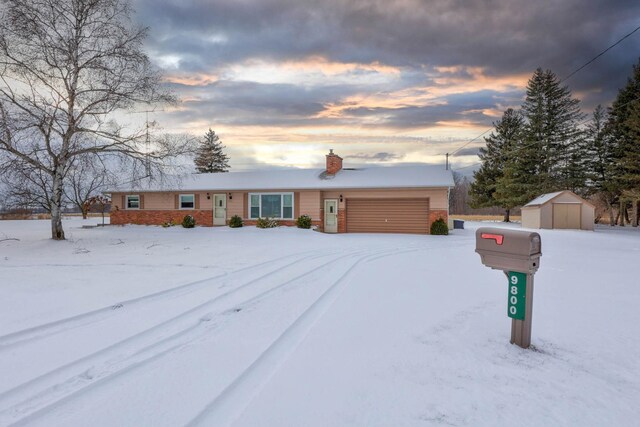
553 203 581 229
346 198 429 234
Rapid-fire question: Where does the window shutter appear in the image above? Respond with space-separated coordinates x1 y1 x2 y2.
243 193 248 219
140 194 145 209
294 192 300 218
195 194 200 209
174 194 179 209
121 195 125 209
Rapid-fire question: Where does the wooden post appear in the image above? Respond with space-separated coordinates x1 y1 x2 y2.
511 273 534 349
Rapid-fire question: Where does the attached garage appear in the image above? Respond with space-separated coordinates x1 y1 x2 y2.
521 190 595 231
346 198 430 234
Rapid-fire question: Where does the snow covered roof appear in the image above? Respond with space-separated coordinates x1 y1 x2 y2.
108 165 454 192
524 191 565 207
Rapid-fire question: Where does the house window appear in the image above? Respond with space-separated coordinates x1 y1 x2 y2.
250 194 260 218
126 195 139 209
180 194 195 209
249 193 294 219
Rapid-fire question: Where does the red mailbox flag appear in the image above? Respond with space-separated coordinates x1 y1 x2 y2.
481 233 504 245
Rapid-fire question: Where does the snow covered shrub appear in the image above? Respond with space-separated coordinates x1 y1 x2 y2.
430 218 448 235
182 215 196 228
256 217 279 228
229 215 243 228
295 214 312 229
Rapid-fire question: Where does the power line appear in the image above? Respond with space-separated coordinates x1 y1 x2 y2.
446 22 640 162
449 127 493 156
560 23 640 83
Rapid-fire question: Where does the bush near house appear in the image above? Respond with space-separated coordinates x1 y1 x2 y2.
256 217 279 228
430 218 448 235
295 214 312 229
182 215 196 228
162 219 176 228
229 215 243 228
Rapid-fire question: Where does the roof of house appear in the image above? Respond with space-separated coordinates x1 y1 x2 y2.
108 165 454 193
523 190 593 207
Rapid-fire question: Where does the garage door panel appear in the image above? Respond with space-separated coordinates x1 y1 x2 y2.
346 198 430 234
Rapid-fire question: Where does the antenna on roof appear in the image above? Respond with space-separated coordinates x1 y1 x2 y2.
145 110 150 176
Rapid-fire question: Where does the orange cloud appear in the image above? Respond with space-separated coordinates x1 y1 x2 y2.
163 73 219 86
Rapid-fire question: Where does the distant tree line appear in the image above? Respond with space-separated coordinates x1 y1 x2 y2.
468 60 640 225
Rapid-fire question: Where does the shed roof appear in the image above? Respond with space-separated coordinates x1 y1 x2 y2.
524 190 594 207
108 164 454 193
524 191 565 207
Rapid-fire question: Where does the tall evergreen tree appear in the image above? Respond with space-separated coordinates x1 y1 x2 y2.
194 129 230 173
493 128 542 210
469 108 525 221
521 68 586 193
584 105 618 224
584 105 613 193
607 59 640 194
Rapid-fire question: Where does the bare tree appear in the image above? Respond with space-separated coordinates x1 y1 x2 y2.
64 154 112 219
0 0 184 240
0 160 54 213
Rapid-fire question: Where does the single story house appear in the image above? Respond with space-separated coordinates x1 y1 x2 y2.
108 150 454 234
521 190 595 230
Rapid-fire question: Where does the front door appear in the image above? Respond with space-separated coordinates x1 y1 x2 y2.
213 194 227 225
324 199 338 233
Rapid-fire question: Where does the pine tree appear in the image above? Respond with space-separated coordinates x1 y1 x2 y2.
521 68 585 193
493 128 541 210
607 60 640 193
469 108 525 221
584 105 613 193
194 129 230 173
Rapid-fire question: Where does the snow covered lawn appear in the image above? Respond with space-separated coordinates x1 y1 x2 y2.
0 218 638 426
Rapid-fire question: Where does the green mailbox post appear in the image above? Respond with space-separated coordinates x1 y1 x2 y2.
475 228 542 349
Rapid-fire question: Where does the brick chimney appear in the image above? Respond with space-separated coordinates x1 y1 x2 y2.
325 149 343 175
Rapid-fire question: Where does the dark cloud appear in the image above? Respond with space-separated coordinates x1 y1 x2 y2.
132 0 640 153
335 89 522 128
136 0 639 92
454 147 482 157
345 152 404 162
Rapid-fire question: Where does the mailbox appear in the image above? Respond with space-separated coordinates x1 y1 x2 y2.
475 227 541 273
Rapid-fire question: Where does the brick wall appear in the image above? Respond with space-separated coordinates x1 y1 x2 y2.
325 153 343 175
243 219 322 227
428 209 448 233
111 209 213 226
337 207 347 233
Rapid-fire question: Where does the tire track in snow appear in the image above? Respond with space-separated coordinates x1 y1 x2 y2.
186 243 452 427
3 241 461 426
0 248 341 350
0 247 381 426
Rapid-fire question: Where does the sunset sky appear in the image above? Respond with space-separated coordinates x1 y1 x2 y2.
133 0 640 172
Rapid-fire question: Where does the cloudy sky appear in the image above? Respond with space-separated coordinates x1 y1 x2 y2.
133 0 640 172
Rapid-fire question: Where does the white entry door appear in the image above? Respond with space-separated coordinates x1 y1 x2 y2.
324 199 338 233
213 194 227 225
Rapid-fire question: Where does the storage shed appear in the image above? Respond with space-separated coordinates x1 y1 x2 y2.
521 190 595 230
